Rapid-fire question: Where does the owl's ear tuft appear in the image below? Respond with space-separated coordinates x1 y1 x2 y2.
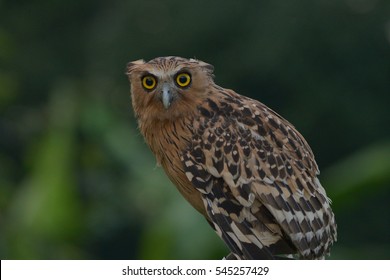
126 59 145 75
190 58 214 77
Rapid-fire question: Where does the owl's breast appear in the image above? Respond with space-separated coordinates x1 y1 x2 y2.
141 117 207 216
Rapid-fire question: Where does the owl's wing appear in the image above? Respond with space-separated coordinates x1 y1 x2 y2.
202 178 279 260
182 95 336 259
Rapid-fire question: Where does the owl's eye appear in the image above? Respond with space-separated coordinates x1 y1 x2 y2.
142 75 157 90
175 72 191 88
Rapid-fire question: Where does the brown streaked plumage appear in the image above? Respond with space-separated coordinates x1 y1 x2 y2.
127 56 336 259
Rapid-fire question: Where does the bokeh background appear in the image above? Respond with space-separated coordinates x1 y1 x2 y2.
1 0 389 260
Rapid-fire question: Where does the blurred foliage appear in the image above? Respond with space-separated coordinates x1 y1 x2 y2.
0 0 389 259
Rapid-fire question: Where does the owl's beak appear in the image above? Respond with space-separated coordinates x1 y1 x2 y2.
161 83 174 109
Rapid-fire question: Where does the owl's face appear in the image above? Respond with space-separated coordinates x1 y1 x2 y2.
127 56 214 120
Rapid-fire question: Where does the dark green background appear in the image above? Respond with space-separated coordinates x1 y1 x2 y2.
1 0 389 259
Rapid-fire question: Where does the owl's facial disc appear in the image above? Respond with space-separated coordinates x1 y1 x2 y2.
161 83 174 109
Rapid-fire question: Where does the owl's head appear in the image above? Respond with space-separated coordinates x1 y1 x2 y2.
127 56 214 121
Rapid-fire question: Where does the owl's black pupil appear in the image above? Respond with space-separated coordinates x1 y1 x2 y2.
179 76 187 84
145 78 154 86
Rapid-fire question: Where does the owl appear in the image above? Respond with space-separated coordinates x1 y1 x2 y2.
127 56 337 259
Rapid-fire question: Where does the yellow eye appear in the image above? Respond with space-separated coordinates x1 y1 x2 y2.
142 75 157 90
175 72 191 88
